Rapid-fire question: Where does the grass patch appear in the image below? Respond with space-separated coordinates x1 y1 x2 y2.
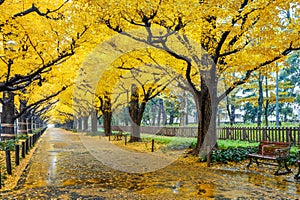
217 140 259 149
141 134 196 150
85 131 105 136
141 135 261 150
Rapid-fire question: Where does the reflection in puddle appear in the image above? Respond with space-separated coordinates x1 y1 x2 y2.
46 150 58 185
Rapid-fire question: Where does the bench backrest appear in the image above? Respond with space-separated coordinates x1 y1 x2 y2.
257 141 291 157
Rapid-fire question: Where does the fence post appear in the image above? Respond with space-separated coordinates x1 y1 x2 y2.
262 128 266 141
242 127 247 141
5 148 12 175
30 136 33 148
226 128 229 139
33 134 36 145
151 139 154 152
26 138 29 154
286 127 290 143
15 144 20 166
22 141 26 158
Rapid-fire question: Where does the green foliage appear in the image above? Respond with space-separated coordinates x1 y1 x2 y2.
111 131 130 136
209 147 258 163
17 134 29 140
142 134 196 146
0 140 16 151
243 102 258 123
217 140 259 149
289 147 300 165
199 140 260 163
164 96 181 125
32 129 42 134
85 131 104 136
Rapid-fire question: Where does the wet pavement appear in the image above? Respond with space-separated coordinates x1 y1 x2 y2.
0 128 300 199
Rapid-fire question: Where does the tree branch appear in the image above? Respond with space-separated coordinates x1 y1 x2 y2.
14 85 68 120
13 1 69 20
217 43 300 103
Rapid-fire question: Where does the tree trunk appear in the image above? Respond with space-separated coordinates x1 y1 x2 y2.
103 111 112 136
157 98 167 125
67 121 73 129
186 102 189 125
124 115 129 126
162 103 167 125
73 118 77 130
264 75 269 127
91 109 98 132
191 74 217 156
19 100 28 135
1 91 15 140
169 110 175 125
129 84 142 142
83 116 89 131
78 118 82 131
257 73 263 127
100 95 112 136
180 92 187 126
151 102 156 126
157 98 163 126
27 118 32 133
226 92 235 126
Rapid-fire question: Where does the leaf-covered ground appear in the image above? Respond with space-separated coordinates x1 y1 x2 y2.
0 128 300 199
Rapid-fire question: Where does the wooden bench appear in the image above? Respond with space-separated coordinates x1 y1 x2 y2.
247 141 292 175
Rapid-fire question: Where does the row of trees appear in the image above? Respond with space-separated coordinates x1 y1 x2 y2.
224 50 300 126
1 0 299 156
69 0 300 155
0 1 93 138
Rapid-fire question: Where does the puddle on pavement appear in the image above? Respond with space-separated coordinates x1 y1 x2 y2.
8 129 300 199
54 166 298 199
46 151 58 185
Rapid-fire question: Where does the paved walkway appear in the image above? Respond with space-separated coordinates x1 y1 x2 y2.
0 128 299 199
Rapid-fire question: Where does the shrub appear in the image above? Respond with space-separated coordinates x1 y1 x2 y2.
206 146 258 163
0 140 16 151
17 134 29 140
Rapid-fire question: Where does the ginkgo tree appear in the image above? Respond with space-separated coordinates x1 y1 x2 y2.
111 49 181 141
0 1 89 91
0 0 92 139
91 0 300 155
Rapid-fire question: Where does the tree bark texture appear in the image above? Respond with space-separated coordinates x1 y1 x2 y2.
1 91 15 140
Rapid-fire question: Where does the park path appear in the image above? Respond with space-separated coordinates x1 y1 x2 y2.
0 128 300 199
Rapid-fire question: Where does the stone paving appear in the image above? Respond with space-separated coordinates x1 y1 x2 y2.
0 128 299 199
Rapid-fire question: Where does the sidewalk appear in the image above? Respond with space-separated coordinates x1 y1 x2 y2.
0 128 299 199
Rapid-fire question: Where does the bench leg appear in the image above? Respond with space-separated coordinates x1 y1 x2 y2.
247 157 253 168
247 157 259 168
275 160 291 175
255 158 259 166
